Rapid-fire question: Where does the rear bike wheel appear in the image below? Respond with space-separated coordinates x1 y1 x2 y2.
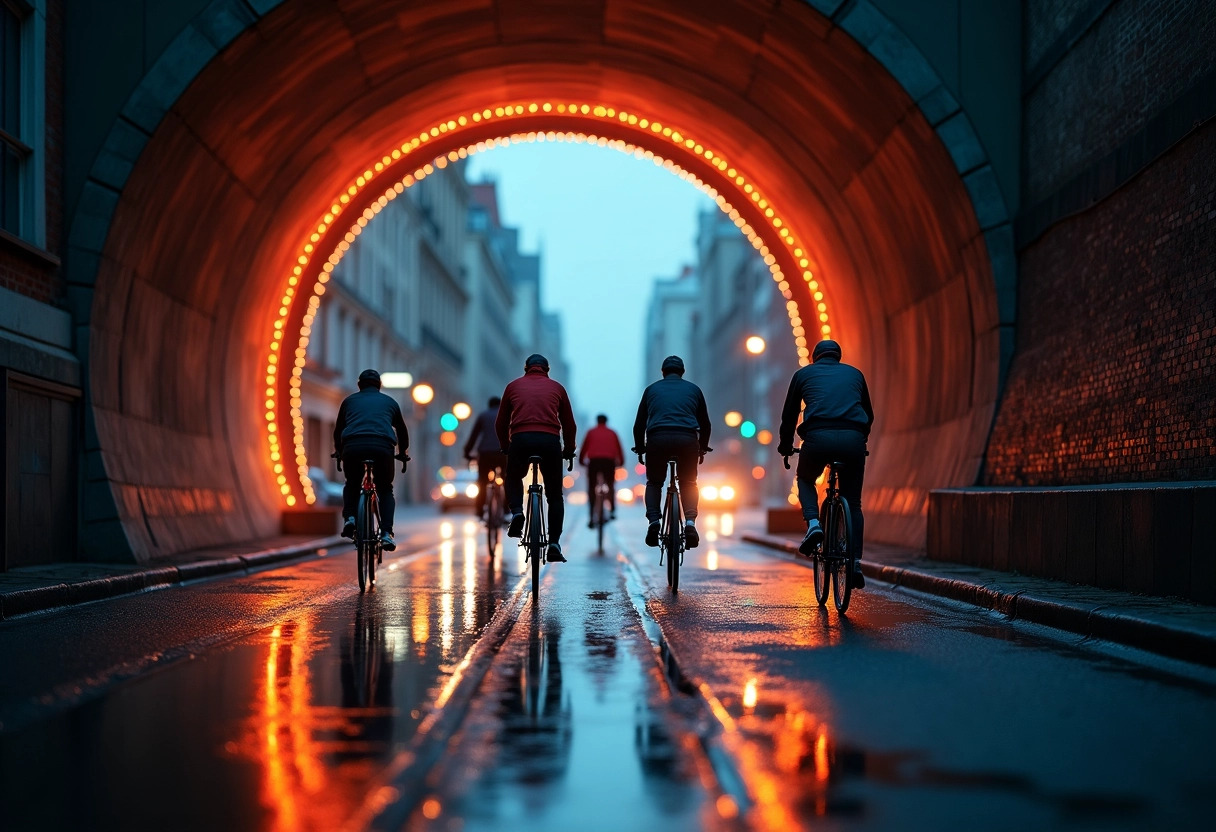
829 497 854 613
528 491 543 597
356 493 371 592
486 485 501 557
664 491 682 593
367 494 379 587
812 547 830 607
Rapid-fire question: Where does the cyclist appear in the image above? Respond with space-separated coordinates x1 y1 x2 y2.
778 339 873 587
579 414 625 526
333 369 410 551
496 354 577 563
632 355 711 549
463 395 507 521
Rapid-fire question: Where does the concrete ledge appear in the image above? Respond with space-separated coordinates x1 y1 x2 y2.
742 532 1216 668
0 536 344 619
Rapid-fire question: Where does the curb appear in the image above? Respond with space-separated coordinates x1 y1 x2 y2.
741 533 1216 669
0 536 346 620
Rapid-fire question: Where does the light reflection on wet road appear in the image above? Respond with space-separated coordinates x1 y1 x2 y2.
1 507 1215 830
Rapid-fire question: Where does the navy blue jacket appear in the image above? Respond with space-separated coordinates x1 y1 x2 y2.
333 388 409 452
633 374 712 452
779 342 873 447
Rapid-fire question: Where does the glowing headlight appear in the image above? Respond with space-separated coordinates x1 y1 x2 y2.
617 488 635 503
440 483 456 498
701 485 719 500
720 486 736 501
465 484 479 498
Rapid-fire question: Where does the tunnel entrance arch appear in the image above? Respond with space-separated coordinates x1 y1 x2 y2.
74 0 1010 560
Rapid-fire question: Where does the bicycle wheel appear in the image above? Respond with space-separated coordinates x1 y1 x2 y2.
486 485 501 558
368 494 380 586
829 497 854 613
812 547 830 607
665 492 682 593
596 492 606 552
356 493 371 592
528 491 543 597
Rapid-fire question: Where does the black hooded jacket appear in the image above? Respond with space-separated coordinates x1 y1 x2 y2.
633 374 712 452
778 340 874 447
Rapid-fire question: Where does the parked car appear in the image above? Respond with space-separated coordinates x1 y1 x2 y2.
308 466 344 508
433 468 480 512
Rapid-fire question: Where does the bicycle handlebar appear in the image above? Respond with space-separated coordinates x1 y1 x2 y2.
782 447 801 469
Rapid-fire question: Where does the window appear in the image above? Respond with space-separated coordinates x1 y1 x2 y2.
0 1 27 236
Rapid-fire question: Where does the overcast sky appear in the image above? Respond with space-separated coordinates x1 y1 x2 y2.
468 142 714 438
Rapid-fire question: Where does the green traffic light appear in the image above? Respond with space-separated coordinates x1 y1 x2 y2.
439 412 459 431
740 420 757 438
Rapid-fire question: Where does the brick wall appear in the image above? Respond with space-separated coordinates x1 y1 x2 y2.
985 119 1215 485
0 0 64 307
1024 0 1216 201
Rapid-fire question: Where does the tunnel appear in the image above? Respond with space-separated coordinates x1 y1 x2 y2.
83 0 1003 559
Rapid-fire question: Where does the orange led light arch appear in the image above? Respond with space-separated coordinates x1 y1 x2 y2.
268 102 836 506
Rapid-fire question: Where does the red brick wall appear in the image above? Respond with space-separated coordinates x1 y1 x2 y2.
0 0 64 306
985 119 1216 485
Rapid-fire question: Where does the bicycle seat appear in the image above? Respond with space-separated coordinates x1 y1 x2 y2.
529 455 543 463
830 460 846 468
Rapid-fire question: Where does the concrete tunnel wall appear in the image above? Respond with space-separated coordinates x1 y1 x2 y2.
71 0 1013 561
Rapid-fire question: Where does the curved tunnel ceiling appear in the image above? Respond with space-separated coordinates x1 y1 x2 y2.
89 0 1000 557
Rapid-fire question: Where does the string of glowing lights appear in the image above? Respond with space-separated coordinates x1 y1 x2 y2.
266 102 834 506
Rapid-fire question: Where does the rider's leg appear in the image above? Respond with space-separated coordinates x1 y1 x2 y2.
504 443 527 516
605 462 618 512
642 438 668 524
537 439 565 544
371 451 396 534
673 437 700 519
472 457 487 517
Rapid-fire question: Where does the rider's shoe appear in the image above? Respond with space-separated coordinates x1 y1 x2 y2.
341 516 356 539
645 521 660 548
684 521 700 549
799 521 823 557
851 562 866 589
381 531 396 551
610 511 616 520
587 520 595 529
546 543 567 563
507 513 525 539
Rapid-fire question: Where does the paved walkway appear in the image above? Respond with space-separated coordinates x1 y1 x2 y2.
743 529 1216 667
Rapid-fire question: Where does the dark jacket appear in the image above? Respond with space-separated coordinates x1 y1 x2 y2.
633 374 712 452
495 366 577 454
463 408 501 456
778 340 873 447
334 387 409 452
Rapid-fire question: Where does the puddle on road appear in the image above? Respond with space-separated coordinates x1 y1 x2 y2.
413 556 712 831
0 531 516 832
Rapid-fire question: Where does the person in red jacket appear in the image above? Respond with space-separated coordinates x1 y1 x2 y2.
495 354 578 562
579 414 624 525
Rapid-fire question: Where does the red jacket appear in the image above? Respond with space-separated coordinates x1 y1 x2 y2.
580 425 624 465
495 367 577 453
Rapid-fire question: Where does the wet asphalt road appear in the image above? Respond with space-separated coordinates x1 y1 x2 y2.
2 506 1215 831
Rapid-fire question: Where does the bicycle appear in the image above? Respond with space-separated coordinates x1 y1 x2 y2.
334 451 408 593
784 450 855 612
637 446 710 594
482 461 506 559
590 469 613 552
520 454 573 598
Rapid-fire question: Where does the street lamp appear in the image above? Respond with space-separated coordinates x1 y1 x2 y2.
745 335 766 355
452 401 472 420
411 383 434 405
724 410 743 428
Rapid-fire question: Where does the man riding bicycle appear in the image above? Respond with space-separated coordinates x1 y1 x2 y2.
580 414 625 526
778 339 873 588
632 355 711 549
463 395 507 521
496 354 578 563
334 369 410 551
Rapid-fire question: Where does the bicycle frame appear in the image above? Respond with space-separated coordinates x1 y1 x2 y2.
659 458 684 592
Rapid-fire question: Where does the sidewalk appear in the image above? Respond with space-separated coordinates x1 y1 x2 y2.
742 531 1216 668
0 534 346 619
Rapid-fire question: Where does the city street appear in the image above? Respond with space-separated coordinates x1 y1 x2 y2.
3 507 1214 831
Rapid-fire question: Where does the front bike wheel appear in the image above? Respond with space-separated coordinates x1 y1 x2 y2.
356 493 371 592
596 494 607 552
829 497 854 613
813 548 830 607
